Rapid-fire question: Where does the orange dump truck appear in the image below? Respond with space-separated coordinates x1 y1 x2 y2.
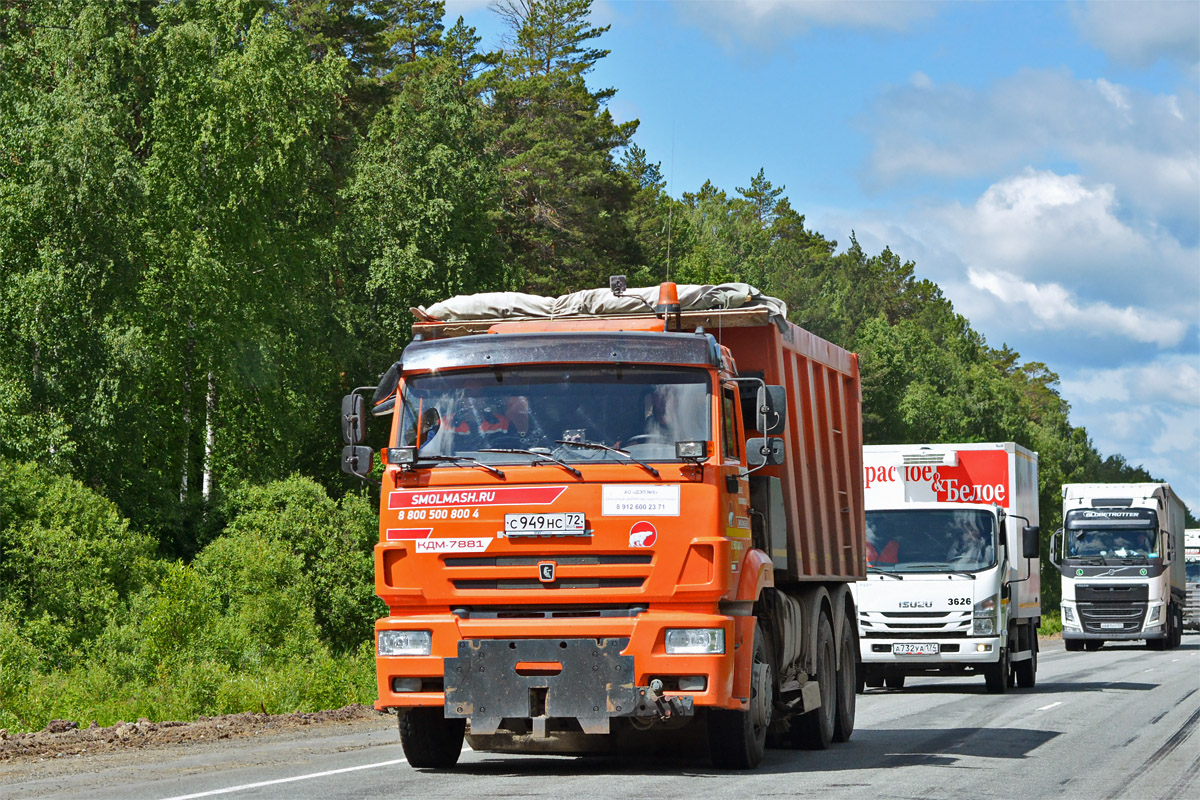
339 281 865 769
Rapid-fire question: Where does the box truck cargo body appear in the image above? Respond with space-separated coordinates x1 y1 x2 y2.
1052 484 1186 650
854 443 1041 692
340 282 866 769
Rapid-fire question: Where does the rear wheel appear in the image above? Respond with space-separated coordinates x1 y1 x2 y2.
708 622 774 769
1015 634 1037 688
884 674 905 690
791 614 836 750
398 707 465 769
833 619 856 742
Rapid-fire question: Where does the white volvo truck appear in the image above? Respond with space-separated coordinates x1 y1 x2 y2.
1051 483 1185 650
854 443 1041 693
1185 529 1200 632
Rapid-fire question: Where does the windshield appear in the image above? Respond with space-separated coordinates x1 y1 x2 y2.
1187 561 1200 583
865 509 997 573
398 365 711 464
1066 526 1157 560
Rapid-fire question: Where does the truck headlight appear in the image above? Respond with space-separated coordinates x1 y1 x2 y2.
665 628 725 654
973 596 996 636
378 630 432 656
1062 604 1075 623
1146 605 1162 624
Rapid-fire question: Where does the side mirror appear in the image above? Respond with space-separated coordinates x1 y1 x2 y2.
746 436 785 467
341 394 366 444
1049 529 1062 568
341 445 374 477
757 385 787 435
371 361 402 417
1022 525 1040 559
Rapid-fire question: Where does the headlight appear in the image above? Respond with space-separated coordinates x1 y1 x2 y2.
1062 604 1076 623
1146 605 1162 624
973 595 996 636
378 630 432 656
665 628 725 654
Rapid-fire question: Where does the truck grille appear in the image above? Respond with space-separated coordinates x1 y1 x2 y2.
859 610 972 636
443 553 652 593
1077 602 1146 634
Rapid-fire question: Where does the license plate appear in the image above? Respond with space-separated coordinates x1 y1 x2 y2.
1100 622 1124 630
893 643 939 656
504 512 586 536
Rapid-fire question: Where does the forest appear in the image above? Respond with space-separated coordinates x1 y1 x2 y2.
0 0 1189 732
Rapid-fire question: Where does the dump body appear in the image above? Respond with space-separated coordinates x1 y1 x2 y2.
853 443 1041 690
1055 483 1186 648
363 284 865 767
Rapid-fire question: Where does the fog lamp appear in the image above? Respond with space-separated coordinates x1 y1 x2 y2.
391 677 422 693
676 441 708 459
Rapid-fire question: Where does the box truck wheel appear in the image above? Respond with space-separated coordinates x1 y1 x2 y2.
790 614 836 750
1015 634 1037 688
833 619 856 742
984 641 1010 694
708 622 773 769
398 708 465 769
864 666 884 689
884 674 905 689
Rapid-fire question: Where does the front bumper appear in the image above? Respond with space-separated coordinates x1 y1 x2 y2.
859 636 1001 665
375 610 741 720
1062 628 1163 641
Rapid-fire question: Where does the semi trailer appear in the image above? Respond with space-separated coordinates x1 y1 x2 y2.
1051 483 1186 650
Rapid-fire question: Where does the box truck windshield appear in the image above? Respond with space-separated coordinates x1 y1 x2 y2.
398 365 711 462
866 509 997 573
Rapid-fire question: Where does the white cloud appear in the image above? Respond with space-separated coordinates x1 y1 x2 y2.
863 70 1199 241
672 0 936 52
1059 356 1200 511
966 268 1188 348
1070 0 1200 69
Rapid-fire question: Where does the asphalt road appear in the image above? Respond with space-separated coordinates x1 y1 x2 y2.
4 636 1198 800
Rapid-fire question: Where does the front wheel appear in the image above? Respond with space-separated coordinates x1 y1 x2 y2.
1065 639 1084 652
884 674 905 690
791 614 836 750
708 622 774 769
398 708 465 769
1085 640 1104 652
984 645 1010 693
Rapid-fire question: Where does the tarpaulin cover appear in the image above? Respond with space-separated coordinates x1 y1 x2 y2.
416 283 788 326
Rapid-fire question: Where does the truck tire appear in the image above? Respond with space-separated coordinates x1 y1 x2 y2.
984 643 1010 693
1085 640 1103 651
398 707 465 769
1064 639 1083 652
884 674 905 689
833 620 856 742
1015 634 1037 688
1170 606 1182 648
791 614 836 750
864 666 884 689
708 622 773 769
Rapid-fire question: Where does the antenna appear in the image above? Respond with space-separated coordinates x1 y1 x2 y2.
666 120 674 282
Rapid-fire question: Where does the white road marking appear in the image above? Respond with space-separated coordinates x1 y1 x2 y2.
156 758 408 800
1036 701 1063 712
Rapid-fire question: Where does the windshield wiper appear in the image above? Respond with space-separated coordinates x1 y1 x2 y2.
945 571 977 579
555 439 660 478
415 454 505 479
1069 556 1105 566
479 448 583 478
867 567 903 580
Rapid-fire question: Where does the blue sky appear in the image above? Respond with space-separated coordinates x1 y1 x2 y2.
446 0 1200 513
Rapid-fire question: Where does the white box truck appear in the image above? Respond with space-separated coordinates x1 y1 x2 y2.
854 442 1041 693
1179 529 1198 632
1051 484 1186 650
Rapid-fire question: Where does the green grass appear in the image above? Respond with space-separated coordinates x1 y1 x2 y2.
1038 610 1062 637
